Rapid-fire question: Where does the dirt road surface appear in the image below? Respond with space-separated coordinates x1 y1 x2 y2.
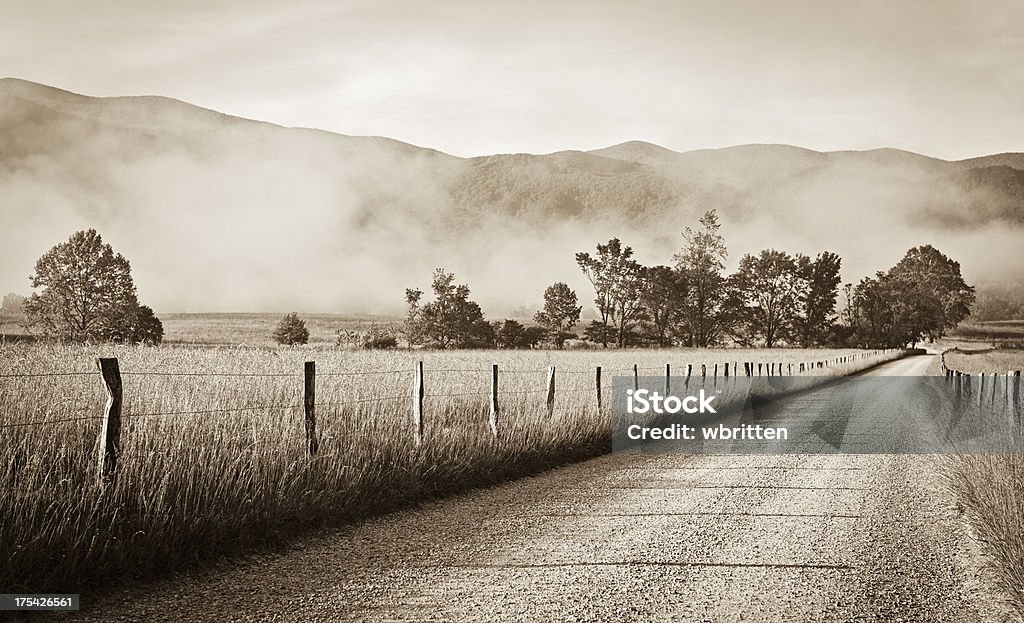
51 353 1005 622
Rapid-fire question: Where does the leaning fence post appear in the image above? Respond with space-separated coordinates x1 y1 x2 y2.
96 357 122 484
304 361 319 456
413 361 424 444
595 366 602 411
489 363 499 436
546 365 556 417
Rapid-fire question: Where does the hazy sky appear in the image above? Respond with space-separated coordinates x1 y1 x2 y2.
2 0 1022 159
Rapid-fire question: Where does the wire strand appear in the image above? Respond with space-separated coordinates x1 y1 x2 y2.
126 404 302 418
0 416 104 429
0 371 96 378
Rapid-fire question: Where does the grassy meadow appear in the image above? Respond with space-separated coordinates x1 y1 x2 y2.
1 343 901 593
950 320 1024 346
943 347 1024 375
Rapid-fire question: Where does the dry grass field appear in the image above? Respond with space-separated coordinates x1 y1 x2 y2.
941 347 1024 615
1 343 901 593
159 312 400 346
943 347 1024 375
950 320 1024 345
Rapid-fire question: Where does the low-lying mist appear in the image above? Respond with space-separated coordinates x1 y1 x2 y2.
2 80 1021 318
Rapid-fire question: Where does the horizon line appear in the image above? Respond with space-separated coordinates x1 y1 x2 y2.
3 76 1020 164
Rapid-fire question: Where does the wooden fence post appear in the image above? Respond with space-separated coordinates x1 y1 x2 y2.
413 361 424 444
546 366 556 417
96 357 122 484
664 363 671 396
1013 371 1021 410
757 363 763 376
633 364 639 392
724 362 730 378
489 364 499 436
701 364 706 380
304 361 319 456
595 366 602 411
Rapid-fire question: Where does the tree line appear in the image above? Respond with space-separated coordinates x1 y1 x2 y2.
15 223 974 350
403 209 974 350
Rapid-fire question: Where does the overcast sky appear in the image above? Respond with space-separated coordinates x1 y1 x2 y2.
2 0 1022 159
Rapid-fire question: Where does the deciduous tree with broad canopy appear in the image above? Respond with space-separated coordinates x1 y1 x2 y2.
24 229 163 344
533 282 582 348
405 268 492 348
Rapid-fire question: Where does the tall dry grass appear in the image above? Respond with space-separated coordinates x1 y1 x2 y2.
1 343 898 593
941 348 1024 617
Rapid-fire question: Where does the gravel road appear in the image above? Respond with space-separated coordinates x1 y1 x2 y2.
49 353 1006 622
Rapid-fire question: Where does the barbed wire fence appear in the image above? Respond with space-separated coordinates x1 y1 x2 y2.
0 349 903 481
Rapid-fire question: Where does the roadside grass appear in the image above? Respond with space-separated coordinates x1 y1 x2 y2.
944 348 1024 375
941 348 1024 618
1 344 900 594
944 454 1024 616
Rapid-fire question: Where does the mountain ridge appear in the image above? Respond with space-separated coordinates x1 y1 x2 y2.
7 77 1021 165
1 77 1022 313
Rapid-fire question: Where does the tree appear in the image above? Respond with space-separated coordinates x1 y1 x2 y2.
533 282 582 348
888 245 974 342
404 268 489 349
273 312 309 345
640 265 688 347
131 305 164 345
851 246 975 347
521 326 547 349
496 319 527 349
674 210 730 347
793 252 843 347
576 238 646 347
729 250 802 348
583 319 617 346
23 229 160 344
852 273 907 347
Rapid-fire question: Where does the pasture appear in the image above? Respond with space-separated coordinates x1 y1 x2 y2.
949 320 1024 346
1 343 900 593
943 347 1024 375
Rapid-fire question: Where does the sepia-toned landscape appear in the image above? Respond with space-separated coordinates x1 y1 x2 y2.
2 1 1023 621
